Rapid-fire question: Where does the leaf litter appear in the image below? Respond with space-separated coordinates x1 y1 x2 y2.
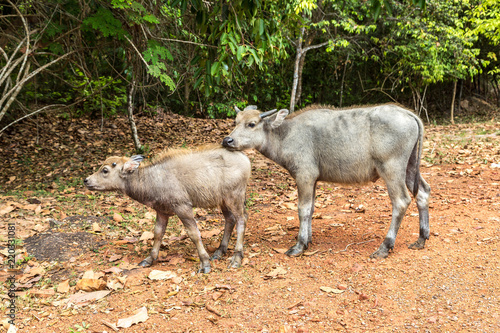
0 113 499 332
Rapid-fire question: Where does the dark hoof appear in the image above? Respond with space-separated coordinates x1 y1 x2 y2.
285 244 307 257
369 249 389 259
138 259 152 267
408 238 426 250
197 266 211 274
210 250 224 261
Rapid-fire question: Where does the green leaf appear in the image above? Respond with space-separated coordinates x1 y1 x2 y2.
143 14 160 24
211 61 220 76
236 45 246 61
370 0 382 20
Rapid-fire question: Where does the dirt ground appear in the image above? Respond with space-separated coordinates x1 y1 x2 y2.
1 108 500 332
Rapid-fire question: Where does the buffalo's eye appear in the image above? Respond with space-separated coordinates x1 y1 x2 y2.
112 162 117 167
247 122 256 128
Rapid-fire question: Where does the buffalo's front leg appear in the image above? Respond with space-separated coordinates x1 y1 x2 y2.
285 178 317 257
138 211 170 267
176 205 211 273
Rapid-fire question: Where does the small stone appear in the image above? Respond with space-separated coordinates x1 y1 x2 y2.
359 293 369 301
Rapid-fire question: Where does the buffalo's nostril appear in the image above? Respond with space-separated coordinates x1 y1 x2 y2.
222 137 234 147
84 178 88 185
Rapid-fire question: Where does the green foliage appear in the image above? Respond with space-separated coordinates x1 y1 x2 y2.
363 0 481 103
469 0 500 75
70 70 127 117
143 41 176 91
83 7 127 39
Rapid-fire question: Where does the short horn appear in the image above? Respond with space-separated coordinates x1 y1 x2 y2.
130 155 145 163
259 109 278 119
234 106 242 113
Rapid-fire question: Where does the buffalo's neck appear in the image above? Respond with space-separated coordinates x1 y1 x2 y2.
260 125 292 172
123 168 159 207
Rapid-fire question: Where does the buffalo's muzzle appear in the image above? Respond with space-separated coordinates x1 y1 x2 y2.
222 137 234 148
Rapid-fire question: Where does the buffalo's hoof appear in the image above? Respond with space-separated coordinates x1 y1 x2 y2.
138 259 153 267
285 244 307 257
210 249 225 261
369 248 389 259
228 253 243 269
408 238 426 250
197 266 211 274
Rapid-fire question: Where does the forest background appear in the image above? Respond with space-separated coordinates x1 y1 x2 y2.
0 0 499 150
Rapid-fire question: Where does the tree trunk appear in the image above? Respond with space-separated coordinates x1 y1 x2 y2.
457 79 463 114
289 29 304 113
127 80 142 152
295 34 315 108
295 50 307 107
184 75 191 115
450 80 457 125
339 54 350 108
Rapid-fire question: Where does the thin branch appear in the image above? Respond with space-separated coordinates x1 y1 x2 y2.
340 239 377 252
152 36 217 48
7 0 30 85
0 103 67 135
0 51 75 120
123 35 149 68
302 41 329 53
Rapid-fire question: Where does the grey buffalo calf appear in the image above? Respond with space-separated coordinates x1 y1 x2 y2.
222 104 430 259
84 145 251 273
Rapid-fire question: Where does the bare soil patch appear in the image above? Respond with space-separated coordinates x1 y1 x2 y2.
1 112 499 332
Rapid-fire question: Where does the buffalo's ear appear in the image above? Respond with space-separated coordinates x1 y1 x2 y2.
121 155 143 176
271 109 289 129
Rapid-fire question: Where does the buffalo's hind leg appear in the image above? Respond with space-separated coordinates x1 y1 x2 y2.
176 205 211 273
371 170 412 259
229 206 248 268
408 175 430 250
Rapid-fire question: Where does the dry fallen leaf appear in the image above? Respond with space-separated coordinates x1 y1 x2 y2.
200 228 221 239
139 231 154 241
108 254 122 262
67 290 111 306
30 289 55 298
113 212 123 222
92 222 101 232
76 278 107 292
103 266 123 274
148 270 177 280
0 205 15 215
320 286 345 294
57 279 70 293
116 306 149 328
265 266 287 279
